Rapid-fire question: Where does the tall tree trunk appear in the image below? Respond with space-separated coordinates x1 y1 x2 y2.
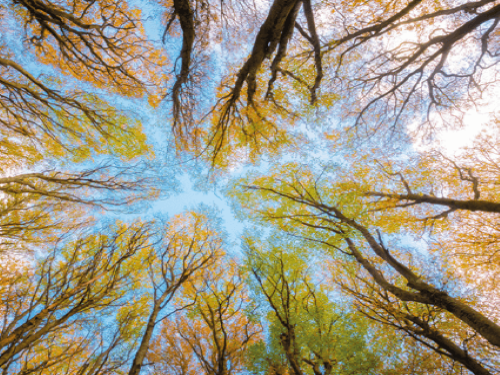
128 300 162 375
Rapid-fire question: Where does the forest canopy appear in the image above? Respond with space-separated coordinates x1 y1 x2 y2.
0 0 499 374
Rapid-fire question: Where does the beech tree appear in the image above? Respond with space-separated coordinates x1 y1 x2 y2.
148 258 262 375
127 211 223 375
1 0 160 157
244 240 383 375
365 137 500 294
319 0 500 132
0 220 152 374
10 0 164 96
0 0 165 256
230 113 500 368
0 164 162 256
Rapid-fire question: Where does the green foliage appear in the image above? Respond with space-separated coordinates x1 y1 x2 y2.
243 232 383 375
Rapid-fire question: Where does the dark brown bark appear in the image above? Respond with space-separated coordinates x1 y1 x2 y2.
128 301 162 375
231 0 301 104
279 330 304 375
404 315 492 375
266 1 303 99
367 192 500 214
170 0 195 128
301 357 322 375
302 0 322 104
344 235 500 349
210 0 301 156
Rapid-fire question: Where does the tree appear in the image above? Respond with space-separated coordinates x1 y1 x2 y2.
148 256 262 375
319 0 500 132
0 53 151 161
336 266 497 375
128 211 223 375
231 158 500 374
364 132 500 296
244 236 384 375
1 0 161 159
156 0 327 164
11 0 164 97
0 220 152 374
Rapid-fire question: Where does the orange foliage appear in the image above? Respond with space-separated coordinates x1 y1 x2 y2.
16 0 167 99
149 260 262 375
